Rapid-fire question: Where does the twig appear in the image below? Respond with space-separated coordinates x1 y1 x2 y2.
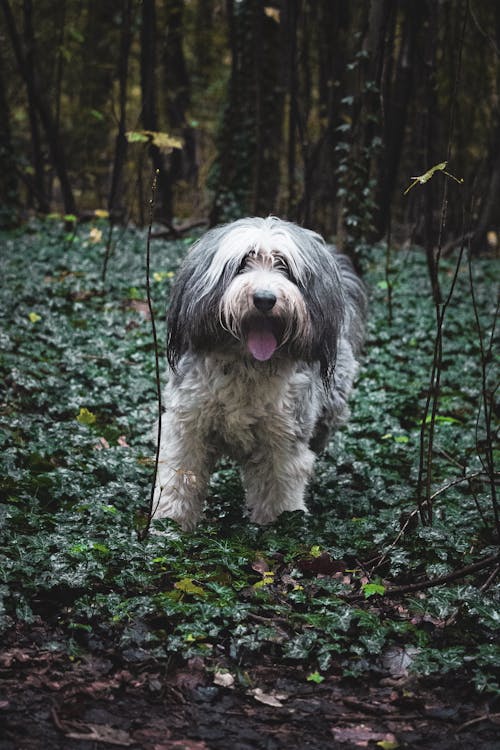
415 0 470 524
457 712 500 733
429 471 491 501
367 472 490 577
468 248 500 538
382 552 500 597
102 220 114 283
141 170 163 539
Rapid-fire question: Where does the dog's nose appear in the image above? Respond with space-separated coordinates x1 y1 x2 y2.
253 289 277 312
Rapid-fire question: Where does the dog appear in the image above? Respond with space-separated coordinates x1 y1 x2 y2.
151 216 366 530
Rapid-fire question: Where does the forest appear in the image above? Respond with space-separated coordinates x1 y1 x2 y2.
0 1 499 749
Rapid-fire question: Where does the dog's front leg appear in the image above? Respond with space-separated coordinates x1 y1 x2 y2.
151 420 210 531
241 442 316 525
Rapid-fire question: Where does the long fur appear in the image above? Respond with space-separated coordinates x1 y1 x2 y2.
153 216 367 530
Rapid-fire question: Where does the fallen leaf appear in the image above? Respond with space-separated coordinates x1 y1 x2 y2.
250 687 287 707
213 671 235 688
76 407 97 425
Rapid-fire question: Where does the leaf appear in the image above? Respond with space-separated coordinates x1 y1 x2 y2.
423 414 461 425
310 545 322 558
126 130 183 152
174 578 205 597
28 312 41 323
125 131 149 143
377 742 399 750
253 571 274 589
306 671 324 684
89 227 103 243
213 671 235 688
94 209 109 219
76 407 97 425
251 688 286 707
153 270 175 282
362 582 386 598
404 161 463 195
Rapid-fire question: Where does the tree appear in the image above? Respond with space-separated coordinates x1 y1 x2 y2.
0 0 76 216
140 0 173 224
0 44 19 225
209 0 284 224
108 0 134 219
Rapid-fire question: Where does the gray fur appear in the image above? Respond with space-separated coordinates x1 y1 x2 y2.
153 216 366 530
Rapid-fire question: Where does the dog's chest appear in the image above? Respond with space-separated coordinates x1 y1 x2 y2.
173 355 319 457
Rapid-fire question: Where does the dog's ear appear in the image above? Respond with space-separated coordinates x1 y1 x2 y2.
166 226 232 369
301 256 345 385
166 260 195 370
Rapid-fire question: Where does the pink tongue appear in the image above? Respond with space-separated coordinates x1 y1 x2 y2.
247 328 278 361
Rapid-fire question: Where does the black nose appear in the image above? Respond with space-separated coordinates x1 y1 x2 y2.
253 289 277 312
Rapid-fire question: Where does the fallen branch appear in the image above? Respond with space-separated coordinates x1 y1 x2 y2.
383 552 500 597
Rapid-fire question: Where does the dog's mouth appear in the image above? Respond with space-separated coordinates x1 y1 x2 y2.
244 317 281 361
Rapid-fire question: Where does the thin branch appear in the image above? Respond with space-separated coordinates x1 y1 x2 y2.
141 170 163 539
382 552 500 597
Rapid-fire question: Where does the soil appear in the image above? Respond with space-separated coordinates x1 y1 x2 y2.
1 624 499 750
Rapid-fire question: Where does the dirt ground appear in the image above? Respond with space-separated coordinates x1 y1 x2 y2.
1 625 499 750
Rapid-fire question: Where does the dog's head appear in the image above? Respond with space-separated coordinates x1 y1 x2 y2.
167 217 347 383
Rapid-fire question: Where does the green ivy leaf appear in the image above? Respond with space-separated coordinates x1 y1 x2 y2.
362 583 386 598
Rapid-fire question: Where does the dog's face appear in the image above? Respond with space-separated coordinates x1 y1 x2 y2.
167 217 346 383
220 244 311 362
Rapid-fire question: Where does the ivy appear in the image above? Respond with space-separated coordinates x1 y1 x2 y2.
0 221 498 693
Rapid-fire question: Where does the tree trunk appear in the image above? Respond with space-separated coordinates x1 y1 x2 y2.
374 3 427 239
140 0 172 224
163 0 197 186
471 3 500 253
22 0 49 212
0 45 19 225
0 0 76 216
210 0 285 224
108 0 133 218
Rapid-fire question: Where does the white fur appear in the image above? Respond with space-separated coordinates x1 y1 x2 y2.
152 217 366 530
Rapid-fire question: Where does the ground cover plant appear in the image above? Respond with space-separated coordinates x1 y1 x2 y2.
0 219 498 748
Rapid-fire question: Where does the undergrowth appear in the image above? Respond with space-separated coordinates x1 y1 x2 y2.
0 219 498 693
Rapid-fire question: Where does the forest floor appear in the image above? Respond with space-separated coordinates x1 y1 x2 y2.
0 222 499 749
2 623 500 750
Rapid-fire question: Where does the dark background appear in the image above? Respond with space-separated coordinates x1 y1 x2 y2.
1 0 499 253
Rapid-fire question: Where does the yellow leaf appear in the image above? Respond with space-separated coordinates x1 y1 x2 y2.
94 209 109 219
174 578 205 596
126 130 183 152
28 312 41 323
377 742 399 750
153 271 174 282
253 571 275 589
76 407 97 425
89 227 103 243
404 161 463 195
264 7 280 22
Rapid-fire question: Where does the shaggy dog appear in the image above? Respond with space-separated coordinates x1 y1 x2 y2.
152 216 366 530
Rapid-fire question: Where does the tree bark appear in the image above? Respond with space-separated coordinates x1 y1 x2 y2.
0 0 76 215
0 45 19 224
140 0 173 224
108 0 133 218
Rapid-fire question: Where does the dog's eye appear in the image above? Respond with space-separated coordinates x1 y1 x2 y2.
237 249 258 274
274 256 293 278
237 256 248 274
